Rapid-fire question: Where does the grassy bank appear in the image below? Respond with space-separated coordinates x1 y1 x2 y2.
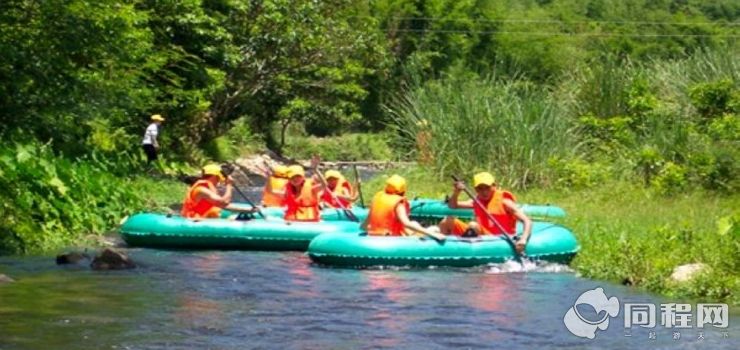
361 167 739 304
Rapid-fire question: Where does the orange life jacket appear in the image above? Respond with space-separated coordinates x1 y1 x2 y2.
261 176 288 207
181 180 222 219
472 190 517 235
320 179 353 209
283 179 320 222
366 191 410 236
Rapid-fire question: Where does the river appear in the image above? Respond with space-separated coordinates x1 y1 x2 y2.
0 250 736 350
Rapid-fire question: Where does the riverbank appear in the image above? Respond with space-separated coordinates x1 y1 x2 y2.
360 167 739 305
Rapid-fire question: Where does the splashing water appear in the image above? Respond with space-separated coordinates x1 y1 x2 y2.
485 259 573 274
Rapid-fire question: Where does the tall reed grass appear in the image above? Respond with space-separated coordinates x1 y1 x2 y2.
388 75 581 189
389 47 737 191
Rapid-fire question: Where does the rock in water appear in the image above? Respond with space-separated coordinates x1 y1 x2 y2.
56 251 91 265
91 248 136 270
670 263 708 282
0 274 14 284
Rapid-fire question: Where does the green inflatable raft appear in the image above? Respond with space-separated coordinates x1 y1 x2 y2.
225 199 565 223
120 213 361 250
307 221 579 268
408 199 566 221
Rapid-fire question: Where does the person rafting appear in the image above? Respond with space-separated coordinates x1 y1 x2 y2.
320 170 357 209
181 164 258 219
261 164 290 207
282 156 328 222
361 174 446 241
438 172 531 253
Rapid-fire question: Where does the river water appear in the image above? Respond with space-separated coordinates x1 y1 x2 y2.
0 181 737 349
0 250 737 350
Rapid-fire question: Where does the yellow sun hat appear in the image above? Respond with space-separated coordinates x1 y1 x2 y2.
150 114 165 122
202 164 225 181
287 165 305 178
324 170 343 180
473 172 496 187
273 165 289 178
384 174 407 195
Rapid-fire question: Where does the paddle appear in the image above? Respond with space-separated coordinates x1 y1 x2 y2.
221 163 266 220
451 175 524 261
261 160 273 178
352 165 365 208
312 157 359 222
320 172 360 222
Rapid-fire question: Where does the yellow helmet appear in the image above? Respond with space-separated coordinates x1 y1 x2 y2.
473 172 496 187
273 165 289 178
150 114 165 122
287 165 305 178
384 174 407 195
324 170 343 180
202 164 225 181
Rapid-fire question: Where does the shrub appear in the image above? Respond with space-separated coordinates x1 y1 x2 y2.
651 161 688 195
548 157 612 189
283 133 393 161
0 142 147 253
689 79 739 122
707 114 740 142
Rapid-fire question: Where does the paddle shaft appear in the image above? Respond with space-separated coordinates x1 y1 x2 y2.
225 166 266 219
352 165 365 208
317 166 359 222
450 175 520 255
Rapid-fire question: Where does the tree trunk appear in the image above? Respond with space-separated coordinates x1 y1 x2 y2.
279 120 291 156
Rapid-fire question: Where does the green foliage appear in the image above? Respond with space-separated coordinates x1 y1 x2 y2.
650 161 688 195
284 133 393 161
0 142 142 253
707 114 740 141
388 73 580 189
578 114 637 154
388 45 737 195
202 136 239 163
635 145 664 186
548 158 612 189
0 141 187 254
206 0 387 149
689 79 739 121
0 0 156 155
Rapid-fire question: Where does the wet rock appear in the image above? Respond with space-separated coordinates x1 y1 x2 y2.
56 251 91 265
670 263 708 283
90 248 136 270
0 274 14 284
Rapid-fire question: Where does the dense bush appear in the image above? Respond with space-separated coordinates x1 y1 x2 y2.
0 141 189 254
0 142 148 253
283 133 393 161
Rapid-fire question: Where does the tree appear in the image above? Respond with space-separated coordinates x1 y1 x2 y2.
0 0 155 155
195 0 385 152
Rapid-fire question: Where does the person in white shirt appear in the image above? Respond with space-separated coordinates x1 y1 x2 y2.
142 114 164 164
